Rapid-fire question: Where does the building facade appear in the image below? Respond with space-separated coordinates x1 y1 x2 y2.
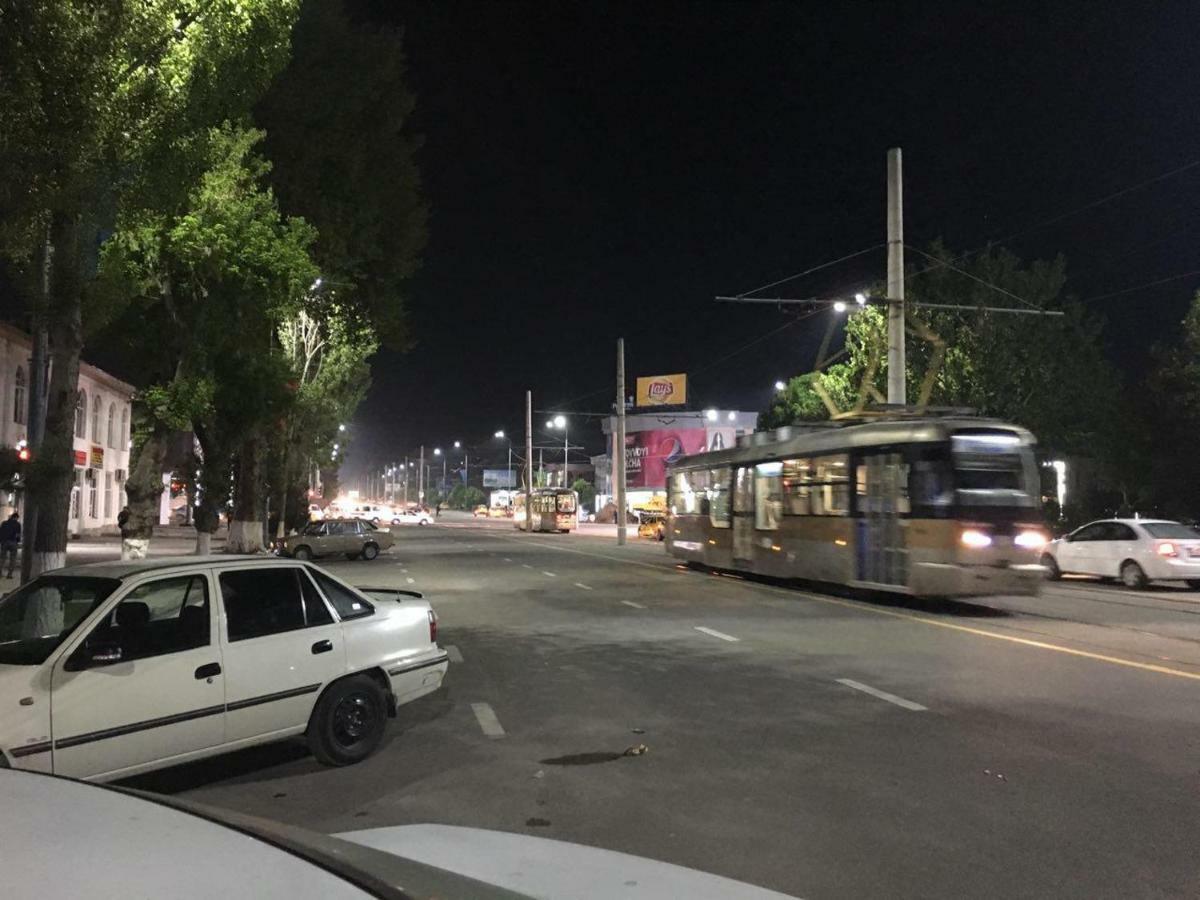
0 324 134 534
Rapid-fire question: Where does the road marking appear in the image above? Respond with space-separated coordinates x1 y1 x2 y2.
503 557 512 562
464 528 1200 682
445 645 464 663
406 577 415 584
400 568 408 573
521 563 533 569
574 582 593 590
542 571 557 577
837 678 927 711
471 702 506 738
621 599 645 609
695 626 739 642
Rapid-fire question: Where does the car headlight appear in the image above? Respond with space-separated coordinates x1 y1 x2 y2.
1014 530 1048 550
960 528 992 549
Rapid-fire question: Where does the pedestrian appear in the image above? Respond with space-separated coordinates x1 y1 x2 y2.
117 505 131 534
435 501 442 519
0 511 20 579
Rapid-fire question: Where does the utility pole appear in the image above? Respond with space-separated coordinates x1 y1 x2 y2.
524 390 533 533
418 445 425 505
404 456 409 505
538 448 543 486
563 423 569 487
464 452 469 487
616 337 627 546
886 147 906 406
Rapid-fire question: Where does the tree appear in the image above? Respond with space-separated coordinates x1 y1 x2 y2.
0 0 303 574
1143 291 1200 518
571 477 596 512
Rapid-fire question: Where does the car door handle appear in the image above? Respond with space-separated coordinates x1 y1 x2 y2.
311 639 334 655
194 662 222 680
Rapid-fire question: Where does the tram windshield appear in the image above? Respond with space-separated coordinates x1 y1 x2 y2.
949 431 1039 510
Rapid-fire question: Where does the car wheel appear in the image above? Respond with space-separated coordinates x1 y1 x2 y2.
372 518 381 527
345 552 360 561
392 518 401 526
1040 553 1060 580
362 542 379 561
1187 579 1200 590
1120 561 1148 589
308 674 388 767
293 545 313 560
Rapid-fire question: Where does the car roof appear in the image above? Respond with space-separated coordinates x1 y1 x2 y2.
43 555 300 580
1104 518 1180 526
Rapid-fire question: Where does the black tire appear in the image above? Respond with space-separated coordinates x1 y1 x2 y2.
392 518 402 526
345 552 360 561
362 542 379 561
1040 553 1060 580
1187 580 1200 591
292 545 313 561
308 674 388 767
1120 561 1148 590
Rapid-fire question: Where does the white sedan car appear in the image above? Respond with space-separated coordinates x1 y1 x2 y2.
1042 518 1200 589
0 557 448 781
392 509 434 526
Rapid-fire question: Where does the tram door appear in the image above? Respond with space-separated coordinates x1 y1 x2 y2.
732 466 755 561
857 452 909 586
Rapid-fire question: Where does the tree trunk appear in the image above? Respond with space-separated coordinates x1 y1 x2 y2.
274 442 290 539
228 435 265 553
121 419 170 560
30 213 83 578
192 425 227 555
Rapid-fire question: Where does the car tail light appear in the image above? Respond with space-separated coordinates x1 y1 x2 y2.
1156 542 1178 557
428 609 438 644
960 528 992 549
1014 530 1048 549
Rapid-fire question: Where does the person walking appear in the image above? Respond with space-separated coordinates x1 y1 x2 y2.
0 512 20 579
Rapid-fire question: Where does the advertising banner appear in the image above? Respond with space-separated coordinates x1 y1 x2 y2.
482 468 517 488
622 428 708 488
635 373 687 407
90 446 104 467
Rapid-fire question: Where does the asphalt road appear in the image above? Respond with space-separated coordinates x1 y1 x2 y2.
120 519 1200 899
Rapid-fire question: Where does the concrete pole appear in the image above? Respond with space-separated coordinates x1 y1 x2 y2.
524 391 533 532
563 423 569 487
886 147 906 406
418 446 425 505
616 337 627 545
404 456 409 505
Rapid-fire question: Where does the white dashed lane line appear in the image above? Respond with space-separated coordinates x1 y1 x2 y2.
694 626 739 642
406 577 415 584
621 600 646 609
503 558 513 562
542 571 557 577
574 582 593 591
471 702 506 738
836 678 927 711
521 564 533 569
445 645 464 663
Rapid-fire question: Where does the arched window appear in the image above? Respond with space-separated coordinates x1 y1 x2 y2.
120 405 129 448
106 402 116 448
75 390 87 438
13 366 26 425
91 394 103 442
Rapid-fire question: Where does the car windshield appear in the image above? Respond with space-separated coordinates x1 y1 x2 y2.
1141 522 1200 539
0 576 120 666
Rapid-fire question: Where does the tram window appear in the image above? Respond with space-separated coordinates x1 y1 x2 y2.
811 455 850 516
908 445 955 516
670 472 698 514
754 462 783 530
782 458 813 515
708 468 731 527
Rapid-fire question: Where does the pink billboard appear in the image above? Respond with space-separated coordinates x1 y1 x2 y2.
622 428 727 489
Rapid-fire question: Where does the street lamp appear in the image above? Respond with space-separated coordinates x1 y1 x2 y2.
774 380 786 391
494 430 505 439
338 423 346 432
453 441 461 448
855 292 867 306
705 409 718 422
833 300 847 313
548 415 569 486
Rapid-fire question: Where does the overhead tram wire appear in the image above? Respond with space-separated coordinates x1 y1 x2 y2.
903 244 1046 312
729 244 885 299
1078 269 1200 305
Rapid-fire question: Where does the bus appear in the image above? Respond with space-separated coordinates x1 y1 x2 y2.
665 414 1047 598
513 488 579 533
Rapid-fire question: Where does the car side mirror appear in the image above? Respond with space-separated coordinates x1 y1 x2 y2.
1064 534 1074 543
72 642 123 670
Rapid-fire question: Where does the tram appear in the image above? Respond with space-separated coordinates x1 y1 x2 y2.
665 414 1047 598
512 488 579 533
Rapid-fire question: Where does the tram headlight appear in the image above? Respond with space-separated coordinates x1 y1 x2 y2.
960 528 992 549
1014 530 1048 550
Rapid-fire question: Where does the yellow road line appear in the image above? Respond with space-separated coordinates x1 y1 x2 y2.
460 527 1200 682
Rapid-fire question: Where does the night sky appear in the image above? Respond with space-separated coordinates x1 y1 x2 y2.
339 2 1200 475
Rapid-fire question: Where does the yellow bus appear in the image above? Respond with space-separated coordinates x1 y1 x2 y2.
513 488 579 533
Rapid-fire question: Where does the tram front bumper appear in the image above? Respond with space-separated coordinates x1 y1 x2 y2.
911 561 1045 598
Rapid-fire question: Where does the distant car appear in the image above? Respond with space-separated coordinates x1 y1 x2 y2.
277 518 395 561
1042 518 1200 589
392 509 433 526
2 770 797 899
472 505 488 517
308 503 325 521
0 556 447 781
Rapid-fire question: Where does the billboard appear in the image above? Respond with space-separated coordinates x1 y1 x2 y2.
482 468 517 488
622 428 707 488
635 373 687 407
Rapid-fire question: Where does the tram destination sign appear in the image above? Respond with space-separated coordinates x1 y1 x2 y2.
635 373 687 407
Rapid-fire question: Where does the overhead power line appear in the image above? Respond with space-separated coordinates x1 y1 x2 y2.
1080 269 1200 304
730 245 884 298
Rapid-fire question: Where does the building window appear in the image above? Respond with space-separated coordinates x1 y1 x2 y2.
88 472 98 518
120 405 129 448
13 366 26 425
91 394 102 442
75 390 87 438
106 402 116 448
104 472 113 519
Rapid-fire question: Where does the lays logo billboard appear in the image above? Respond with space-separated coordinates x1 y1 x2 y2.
635 373 687 407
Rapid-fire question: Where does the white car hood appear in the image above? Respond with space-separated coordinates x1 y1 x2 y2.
336 824 799 899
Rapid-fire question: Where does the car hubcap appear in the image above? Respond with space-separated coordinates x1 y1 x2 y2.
332 693 374 747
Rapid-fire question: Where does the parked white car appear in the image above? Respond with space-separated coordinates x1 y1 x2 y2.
1042 518 1200 589
0 557 448 781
